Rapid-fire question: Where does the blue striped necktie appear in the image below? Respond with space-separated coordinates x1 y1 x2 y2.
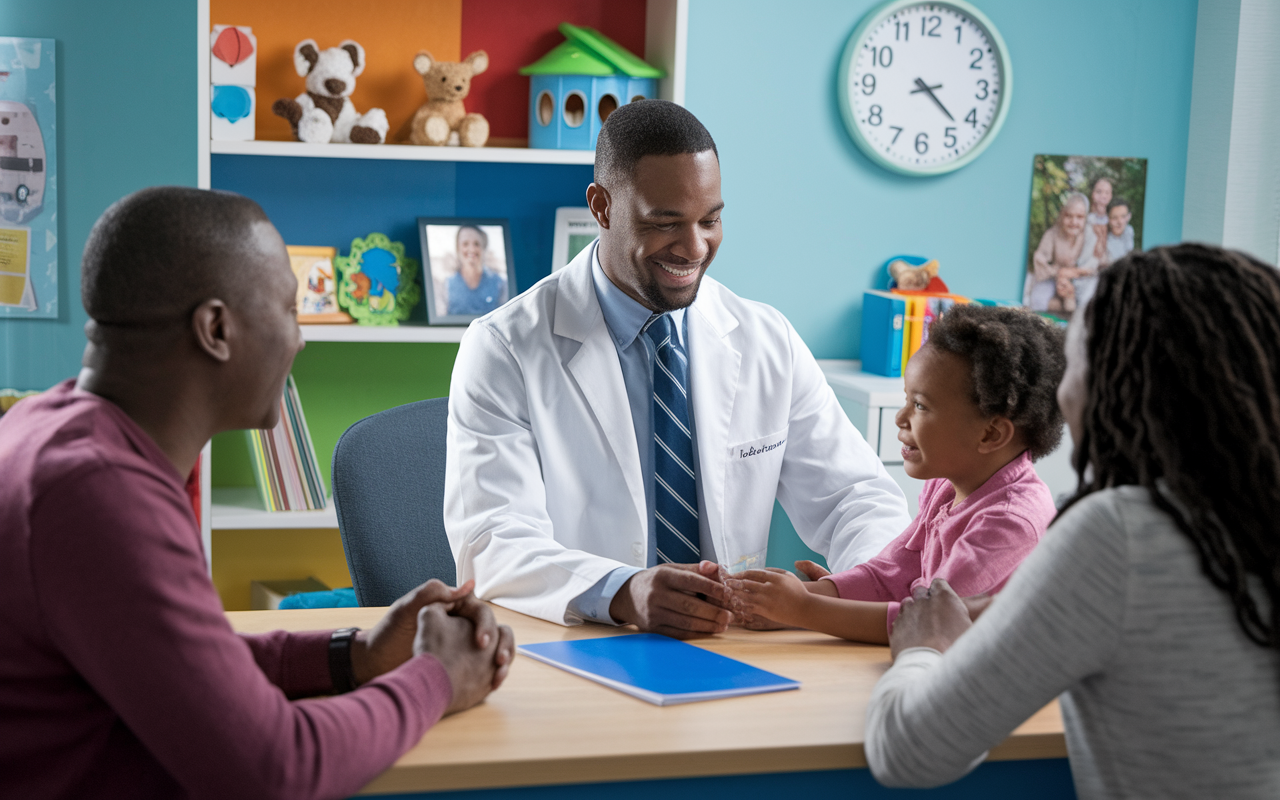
644 313 700 564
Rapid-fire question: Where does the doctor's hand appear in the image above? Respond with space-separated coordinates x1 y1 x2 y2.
609 561 733 639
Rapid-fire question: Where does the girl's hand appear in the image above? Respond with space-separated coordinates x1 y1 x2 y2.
727 569 813 629
794 560 831 581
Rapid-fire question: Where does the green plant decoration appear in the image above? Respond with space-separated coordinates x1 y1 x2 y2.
335 233 420 326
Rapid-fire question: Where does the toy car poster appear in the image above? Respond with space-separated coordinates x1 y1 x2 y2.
0 37 55 317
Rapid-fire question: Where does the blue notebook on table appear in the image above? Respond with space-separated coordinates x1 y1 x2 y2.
518 633 800 706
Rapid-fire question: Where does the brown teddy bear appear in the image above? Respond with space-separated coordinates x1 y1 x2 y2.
409 50 490 147
888 258 949 293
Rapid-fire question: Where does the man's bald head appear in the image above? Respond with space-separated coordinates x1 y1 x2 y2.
82 187 274 327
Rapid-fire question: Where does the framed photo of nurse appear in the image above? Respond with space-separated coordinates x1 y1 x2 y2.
418 218 515 325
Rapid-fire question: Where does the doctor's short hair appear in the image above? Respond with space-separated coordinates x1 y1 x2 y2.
82 186 270 326
594 100 718 189
924 305 1067 460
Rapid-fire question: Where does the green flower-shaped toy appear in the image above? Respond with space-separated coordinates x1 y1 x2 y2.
335 233 420 326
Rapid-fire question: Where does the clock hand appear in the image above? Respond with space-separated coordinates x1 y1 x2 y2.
911 77 954 121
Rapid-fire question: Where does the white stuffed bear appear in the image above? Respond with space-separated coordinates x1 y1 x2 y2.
272 39 388 144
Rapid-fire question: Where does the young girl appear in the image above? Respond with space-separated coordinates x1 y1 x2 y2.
730 305 1066 643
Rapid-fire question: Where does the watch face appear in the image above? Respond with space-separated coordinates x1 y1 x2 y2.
839 0 1011 175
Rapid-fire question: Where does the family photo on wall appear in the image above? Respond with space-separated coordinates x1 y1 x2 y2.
1023 154 1147 319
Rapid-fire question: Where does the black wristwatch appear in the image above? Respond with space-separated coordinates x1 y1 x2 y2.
328 627 361 693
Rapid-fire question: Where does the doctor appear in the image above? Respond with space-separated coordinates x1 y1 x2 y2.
445 101 909 635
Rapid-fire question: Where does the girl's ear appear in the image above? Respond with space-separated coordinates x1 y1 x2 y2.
977 416 1017 454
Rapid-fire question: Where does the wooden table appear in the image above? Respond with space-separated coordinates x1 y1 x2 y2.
227 605 1066 797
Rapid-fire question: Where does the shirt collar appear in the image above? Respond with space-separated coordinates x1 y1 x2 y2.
591 246 684 349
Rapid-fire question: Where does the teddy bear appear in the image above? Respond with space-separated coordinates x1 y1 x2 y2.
408 50 490 147
888 258 949 293
272 39 388 144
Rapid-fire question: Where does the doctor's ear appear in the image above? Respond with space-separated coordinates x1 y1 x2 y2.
586 183 612 230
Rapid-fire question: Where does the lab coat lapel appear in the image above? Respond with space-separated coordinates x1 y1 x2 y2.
555 242 648 532
687 279 741 565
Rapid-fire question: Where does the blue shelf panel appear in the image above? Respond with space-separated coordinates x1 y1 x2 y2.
211 155 595 301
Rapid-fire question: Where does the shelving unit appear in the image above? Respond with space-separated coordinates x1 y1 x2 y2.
195 0 689 578
212 487 339 530
300 324 467 343
211 139 596 165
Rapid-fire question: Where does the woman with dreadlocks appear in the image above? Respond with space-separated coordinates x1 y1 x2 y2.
862 244 1280 798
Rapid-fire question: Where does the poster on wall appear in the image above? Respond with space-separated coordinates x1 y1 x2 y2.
1023 154 1147 320
0 37 56 318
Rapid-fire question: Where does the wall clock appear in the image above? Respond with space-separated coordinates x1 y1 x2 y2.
838 0 1012 176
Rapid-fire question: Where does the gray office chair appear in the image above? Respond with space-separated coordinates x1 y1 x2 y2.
331 397 456 606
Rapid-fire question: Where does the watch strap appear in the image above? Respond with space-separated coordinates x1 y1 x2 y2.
328 627 360 693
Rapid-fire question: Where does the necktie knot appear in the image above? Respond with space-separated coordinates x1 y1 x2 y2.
644 313 677 350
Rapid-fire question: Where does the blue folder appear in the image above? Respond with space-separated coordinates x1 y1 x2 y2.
518 634 800 706
861 290 905 377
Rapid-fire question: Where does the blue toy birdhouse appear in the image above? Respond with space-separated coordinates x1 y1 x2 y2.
519 23 664 151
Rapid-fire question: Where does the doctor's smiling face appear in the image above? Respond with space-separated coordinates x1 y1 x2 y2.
589 150 724 312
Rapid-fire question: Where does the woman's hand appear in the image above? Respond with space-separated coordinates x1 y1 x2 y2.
889 579 975 660
727 568 814 629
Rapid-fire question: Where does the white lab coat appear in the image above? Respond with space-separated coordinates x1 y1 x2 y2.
445 243 910 624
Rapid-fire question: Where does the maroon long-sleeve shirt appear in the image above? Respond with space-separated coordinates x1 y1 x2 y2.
0 381 452 799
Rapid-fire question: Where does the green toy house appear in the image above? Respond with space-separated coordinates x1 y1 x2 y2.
520 23 664 150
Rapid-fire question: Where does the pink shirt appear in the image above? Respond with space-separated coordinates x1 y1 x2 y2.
0 381 452 800
823 451 1056 634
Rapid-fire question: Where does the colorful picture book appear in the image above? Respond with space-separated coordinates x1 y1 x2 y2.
862 290 1003 377
246 375 326 512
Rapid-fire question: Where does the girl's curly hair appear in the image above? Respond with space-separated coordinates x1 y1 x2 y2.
925 304 1067 459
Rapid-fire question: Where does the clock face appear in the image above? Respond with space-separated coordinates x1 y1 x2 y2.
839 0 1011 175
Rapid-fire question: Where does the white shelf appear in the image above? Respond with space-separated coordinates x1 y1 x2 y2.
817 359 907 407
301 324 467 343
210 139 596 165
211 487 339 530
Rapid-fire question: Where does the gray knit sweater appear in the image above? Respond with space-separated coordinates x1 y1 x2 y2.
866 486 1280 798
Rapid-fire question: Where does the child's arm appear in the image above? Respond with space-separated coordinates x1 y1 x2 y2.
730 569 891 644
1031 229 1058 282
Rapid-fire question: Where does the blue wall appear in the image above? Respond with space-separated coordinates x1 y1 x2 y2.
0 1 1202 386
211 156 595 301
0 1 197 390
685 0 1199 358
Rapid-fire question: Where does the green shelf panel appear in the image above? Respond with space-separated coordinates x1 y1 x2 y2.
212 341 459 492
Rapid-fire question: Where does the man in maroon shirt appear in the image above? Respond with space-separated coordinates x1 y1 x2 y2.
0 187 514 799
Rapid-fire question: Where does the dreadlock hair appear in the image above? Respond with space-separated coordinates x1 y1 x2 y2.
924 304 1067 460
1062 243 1280 652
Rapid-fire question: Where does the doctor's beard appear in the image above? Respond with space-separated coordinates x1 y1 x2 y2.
633 253 709 312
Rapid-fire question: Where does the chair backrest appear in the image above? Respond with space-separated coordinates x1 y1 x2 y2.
331 397 455 606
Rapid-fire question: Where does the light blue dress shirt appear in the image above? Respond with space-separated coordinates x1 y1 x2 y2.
565 248 717 624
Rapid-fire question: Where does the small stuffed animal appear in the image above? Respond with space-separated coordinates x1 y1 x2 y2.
272 39 388 144
888 258 948 293
409 50 490 147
